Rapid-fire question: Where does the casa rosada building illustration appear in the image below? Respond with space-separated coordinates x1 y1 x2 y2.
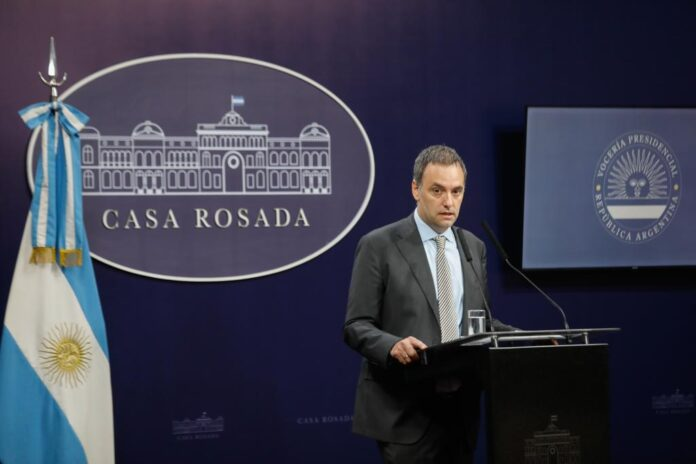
79 96 332 196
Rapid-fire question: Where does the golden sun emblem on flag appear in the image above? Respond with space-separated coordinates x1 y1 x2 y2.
39 323 92 388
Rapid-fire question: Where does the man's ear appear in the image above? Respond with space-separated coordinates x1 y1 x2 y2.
411 180 420 202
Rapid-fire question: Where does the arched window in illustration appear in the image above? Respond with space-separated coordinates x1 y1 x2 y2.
154 151 163 166
290 151 298 165
247 173 255 189
155 172 163 190
270 152 278 165
246 155 255 167
303 171 311 189
291 171 299 188
82 145 94 164
280 171 289 188
321 151 328 167
256 171 265 189
168 171 177 188
213 154 221 166
202 171 211 189
188 172 197 189
202 152 211 167
113 171 122 188
280 151 288 166
256 152 264 166
102 171 111 189
312 151 320 167
270 171 279 189
124 171 132 189
83 171 94 189
178 171 186 188
321 171 329 188
303 152 311 166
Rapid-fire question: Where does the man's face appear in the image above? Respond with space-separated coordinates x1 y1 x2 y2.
412 162 466 234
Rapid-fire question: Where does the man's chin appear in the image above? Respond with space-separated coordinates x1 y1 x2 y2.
436 220 456 231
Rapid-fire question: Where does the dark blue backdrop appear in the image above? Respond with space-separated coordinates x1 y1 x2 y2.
1 1 694 462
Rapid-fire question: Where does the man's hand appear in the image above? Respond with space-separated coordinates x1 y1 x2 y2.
389 336 428 365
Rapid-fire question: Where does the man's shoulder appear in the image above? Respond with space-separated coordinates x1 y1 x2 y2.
360 216 414 244
454 226 483 244
454 226 486 253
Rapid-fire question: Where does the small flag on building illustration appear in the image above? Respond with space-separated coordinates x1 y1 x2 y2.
0 38 114 464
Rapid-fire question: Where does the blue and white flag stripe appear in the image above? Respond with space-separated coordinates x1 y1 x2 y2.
20 101 88 262
0 216 114 463
61 129 78 251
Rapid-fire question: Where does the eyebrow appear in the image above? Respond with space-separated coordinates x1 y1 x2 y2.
430 183 464 190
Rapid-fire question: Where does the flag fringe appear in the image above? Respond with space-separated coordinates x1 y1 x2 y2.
30 247 56 264
59 249 83 267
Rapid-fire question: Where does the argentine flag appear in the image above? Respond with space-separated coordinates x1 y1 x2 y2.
0 102 114 463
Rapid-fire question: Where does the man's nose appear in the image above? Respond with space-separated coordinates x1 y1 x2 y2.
442 192 453 207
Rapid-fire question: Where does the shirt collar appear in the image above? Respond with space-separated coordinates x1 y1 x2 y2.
413 208 455 244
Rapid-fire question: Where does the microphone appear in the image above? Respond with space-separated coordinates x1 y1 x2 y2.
456 230 496 332
481 221 571 332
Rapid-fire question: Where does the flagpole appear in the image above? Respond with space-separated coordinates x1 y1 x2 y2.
1 38 115 464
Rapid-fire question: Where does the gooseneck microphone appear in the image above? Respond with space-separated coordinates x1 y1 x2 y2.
481 221 571 332
456 230 496 332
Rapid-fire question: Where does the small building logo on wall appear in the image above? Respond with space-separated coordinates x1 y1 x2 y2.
524 415 581 464
172 412 224 441
593 131 681 244
27 54 374 281
652 389 694 415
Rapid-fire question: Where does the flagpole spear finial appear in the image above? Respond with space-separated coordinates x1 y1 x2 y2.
38 37 67 102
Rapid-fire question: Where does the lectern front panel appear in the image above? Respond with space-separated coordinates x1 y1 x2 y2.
487 344 610 464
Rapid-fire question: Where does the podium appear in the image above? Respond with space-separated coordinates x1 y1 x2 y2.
409 328 619 464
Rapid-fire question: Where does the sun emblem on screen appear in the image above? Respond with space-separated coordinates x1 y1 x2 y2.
39 323 92 388
593 131 681 243
606 149 669 199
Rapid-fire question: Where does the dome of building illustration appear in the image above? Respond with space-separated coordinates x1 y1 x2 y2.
132 121 165 137
81 126 101 136
219 111 247 126
300 123 329 139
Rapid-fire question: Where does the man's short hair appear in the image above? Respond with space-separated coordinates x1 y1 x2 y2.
413 144 467 186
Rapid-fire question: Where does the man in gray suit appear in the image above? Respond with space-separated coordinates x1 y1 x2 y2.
344 145 513 463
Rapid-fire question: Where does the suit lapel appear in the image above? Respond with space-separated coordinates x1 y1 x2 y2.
395 217 440 322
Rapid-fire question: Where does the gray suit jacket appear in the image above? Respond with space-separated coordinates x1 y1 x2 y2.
344 214 511 444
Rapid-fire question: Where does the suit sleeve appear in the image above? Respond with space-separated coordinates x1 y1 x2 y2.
343 235 401 368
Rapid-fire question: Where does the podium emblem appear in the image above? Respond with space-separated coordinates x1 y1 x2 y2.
524 415 581 464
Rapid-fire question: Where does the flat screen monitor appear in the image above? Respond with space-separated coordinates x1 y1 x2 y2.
523 107 695 269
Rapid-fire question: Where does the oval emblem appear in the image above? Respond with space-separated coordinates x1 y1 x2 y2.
27 54 374 281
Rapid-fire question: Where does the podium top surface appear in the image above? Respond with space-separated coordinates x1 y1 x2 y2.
419 327 620 365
